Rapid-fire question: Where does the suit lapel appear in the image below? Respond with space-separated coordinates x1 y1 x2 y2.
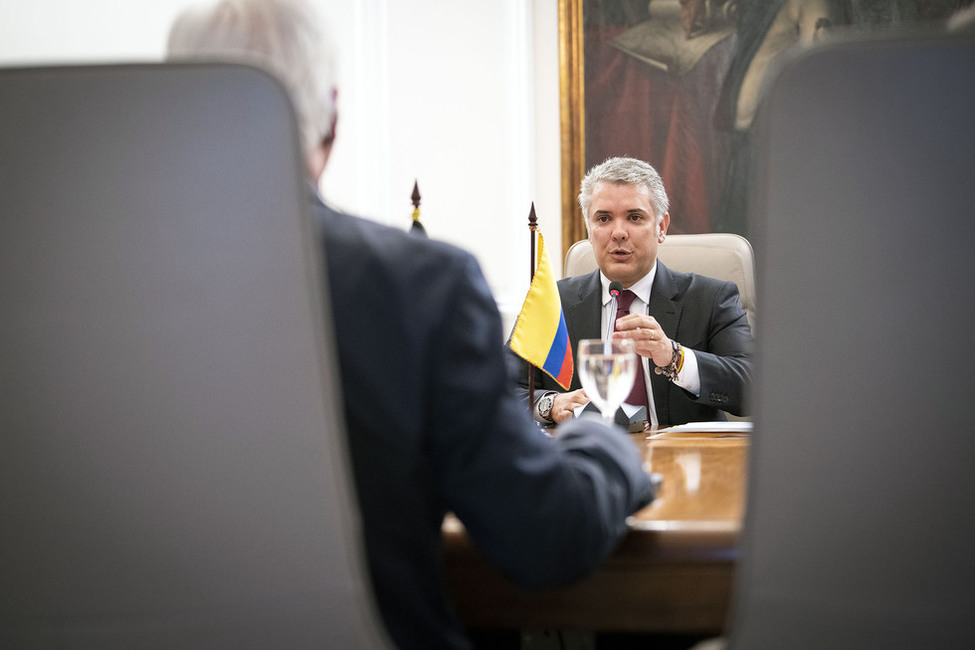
561 271 602 390
563 271 602 340
649 263 682 425
650 263 682 337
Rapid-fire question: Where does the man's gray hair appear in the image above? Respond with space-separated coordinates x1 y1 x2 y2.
578 157 670 225
166 0 336 155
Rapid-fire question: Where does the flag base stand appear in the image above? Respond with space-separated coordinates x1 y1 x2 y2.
580 404 648 433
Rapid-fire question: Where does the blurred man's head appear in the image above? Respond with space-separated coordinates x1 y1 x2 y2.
167 0 337 178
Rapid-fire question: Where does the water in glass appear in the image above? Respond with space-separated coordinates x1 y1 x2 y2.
577 338 638 425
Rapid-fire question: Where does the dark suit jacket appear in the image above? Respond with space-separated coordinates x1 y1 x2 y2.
312 196 652 650
516 264 753 426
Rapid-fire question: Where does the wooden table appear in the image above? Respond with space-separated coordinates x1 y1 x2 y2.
442 426 749 634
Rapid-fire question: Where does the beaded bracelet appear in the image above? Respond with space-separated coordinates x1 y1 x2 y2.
654 340 683 382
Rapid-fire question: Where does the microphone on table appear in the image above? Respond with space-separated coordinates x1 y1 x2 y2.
604 280 640 428
605 281 623 345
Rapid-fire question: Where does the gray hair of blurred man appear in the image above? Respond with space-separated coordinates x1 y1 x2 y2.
948 4 975 32
166 0 336 157
578 157 670 231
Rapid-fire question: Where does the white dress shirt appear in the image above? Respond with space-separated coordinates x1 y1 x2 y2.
598 264 701 426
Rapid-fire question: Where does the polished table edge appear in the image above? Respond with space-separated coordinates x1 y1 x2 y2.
444 515 739 566
443 522 737 633
442 427 747 633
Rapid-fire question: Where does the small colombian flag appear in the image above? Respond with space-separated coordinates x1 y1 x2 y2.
509 231 573 389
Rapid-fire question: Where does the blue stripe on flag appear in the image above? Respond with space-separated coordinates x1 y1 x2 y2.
542 311 570 378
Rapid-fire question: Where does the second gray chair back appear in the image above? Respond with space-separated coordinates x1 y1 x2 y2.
729 34 975 650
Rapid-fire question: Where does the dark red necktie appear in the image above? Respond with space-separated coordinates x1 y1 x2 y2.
616 290 648 409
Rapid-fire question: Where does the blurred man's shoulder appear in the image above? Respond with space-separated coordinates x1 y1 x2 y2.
313 198 479 277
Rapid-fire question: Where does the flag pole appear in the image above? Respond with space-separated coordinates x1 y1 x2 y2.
528 203 538 409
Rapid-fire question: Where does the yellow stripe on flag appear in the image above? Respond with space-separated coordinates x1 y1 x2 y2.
510 232 573 389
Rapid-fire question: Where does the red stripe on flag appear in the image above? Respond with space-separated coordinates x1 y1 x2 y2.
555 345 573 390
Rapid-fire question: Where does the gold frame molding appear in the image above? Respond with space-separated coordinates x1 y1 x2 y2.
558 0 586 249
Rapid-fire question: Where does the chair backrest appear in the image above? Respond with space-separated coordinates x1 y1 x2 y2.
727 35 975 650
0 64 390 648
563 233 756 331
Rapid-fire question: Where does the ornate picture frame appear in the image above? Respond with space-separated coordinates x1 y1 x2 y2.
558 0 587 249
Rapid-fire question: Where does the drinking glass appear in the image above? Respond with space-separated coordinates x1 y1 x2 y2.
577 338 638 426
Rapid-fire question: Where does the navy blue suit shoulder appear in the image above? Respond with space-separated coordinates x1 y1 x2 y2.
311 198 652 649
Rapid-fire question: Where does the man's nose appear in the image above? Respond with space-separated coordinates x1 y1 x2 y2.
611 219 628 240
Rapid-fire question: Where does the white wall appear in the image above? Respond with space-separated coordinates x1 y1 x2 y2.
0 0 564 332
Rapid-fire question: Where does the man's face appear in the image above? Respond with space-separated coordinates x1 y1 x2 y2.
586 181 670 288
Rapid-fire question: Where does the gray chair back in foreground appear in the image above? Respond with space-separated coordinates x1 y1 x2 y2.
728 34 975 650
0 64 390 648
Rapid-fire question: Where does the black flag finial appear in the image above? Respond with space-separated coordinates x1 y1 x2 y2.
410 179 426 236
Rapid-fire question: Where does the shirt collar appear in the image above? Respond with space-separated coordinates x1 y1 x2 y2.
600 262 656 306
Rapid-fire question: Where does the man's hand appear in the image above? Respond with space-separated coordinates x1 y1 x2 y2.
613 313 675 368
552 389 590 424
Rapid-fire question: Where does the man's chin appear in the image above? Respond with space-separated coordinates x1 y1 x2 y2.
602 260 633 280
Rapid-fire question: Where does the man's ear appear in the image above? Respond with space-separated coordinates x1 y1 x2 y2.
310 108 338 180
321 88 338 146
658 212 671 239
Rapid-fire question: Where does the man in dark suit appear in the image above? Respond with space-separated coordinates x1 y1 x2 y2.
517 157 752 428
167 2 653 648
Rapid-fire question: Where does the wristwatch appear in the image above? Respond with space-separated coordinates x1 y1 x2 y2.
536 392 556 423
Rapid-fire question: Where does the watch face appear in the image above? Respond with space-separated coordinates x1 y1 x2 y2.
539 395 554 416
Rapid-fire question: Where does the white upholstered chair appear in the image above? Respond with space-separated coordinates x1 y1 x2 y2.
563 233 756 331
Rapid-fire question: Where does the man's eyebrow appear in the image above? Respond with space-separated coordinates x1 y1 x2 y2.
591 207 650 215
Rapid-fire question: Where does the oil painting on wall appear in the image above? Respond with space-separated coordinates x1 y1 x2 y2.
560 0 967 244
